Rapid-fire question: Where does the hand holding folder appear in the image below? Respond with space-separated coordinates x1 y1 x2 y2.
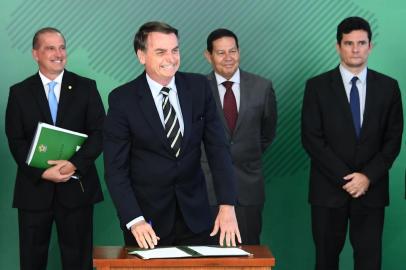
26 122 87 169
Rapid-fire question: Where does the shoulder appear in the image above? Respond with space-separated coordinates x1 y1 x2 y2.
240 69 273 90
108 78 138 99
10 73 38 90
367 68 398 85
64 70 96 86
241 70 270 83
107 74 147 105
176 71 207 83
307 68 338 85
175 72 210 95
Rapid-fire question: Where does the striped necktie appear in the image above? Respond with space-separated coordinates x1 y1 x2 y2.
161 87 182 157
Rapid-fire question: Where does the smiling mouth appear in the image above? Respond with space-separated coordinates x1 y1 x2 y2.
161 64 176 70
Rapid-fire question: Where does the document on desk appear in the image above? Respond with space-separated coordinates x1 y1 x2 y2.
187 246 251 256
128 246 251 259
128 247 192 259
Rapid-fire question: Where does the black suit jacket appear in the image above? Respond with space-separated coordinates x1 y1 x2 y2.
301 67 403 208
5 70 105 210
103 72 236 239
202 70 277 206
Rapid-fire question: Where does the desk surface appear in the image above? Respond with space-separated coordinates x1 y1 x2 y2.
93 245 275 268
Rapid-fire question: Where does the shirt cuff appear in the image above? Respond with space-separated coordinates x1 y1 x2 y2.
126 216 145 230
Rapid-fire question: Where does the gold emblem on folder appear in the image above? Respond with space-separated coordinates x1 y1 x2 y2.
38 144 47 153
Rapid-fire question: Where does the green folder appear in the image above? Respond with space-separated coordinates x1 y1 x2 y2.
26 122 88 169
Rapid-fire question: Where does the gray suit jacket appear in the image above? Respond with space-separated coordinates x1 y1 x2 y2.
201 69 277 205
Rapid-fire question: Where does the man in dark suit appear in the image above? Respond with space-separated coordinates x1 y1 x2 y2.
103 21 241 249
201 28 277 244
301 17 403 270
5 27 105 270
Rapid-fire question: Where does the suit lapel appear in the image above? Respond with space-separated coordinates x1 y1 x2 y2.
136 74 172 153
175 73 192 154
235 70 249 135
57 70 75 126
207 72 230 136
32 74 54 124
360 69 378 141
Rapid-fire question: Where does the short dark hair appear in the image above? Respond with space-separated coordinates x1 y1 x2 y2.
133 21 178 52
336 17 372 44
32 27 65 49
206 28 239 53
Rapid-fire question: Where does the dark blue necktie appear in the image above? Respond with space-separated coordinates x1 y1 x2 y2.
350 77 361 138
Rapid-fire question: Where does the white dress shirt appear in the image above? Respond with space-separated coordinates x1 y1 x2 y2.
39 70 64 102
214 69 241 111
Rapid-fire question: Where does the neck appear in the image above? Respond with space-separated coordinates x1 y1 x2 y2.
341 63 366 76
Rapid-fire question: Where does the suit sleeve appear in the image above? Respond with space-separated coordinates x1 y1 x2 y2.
103 91 143 226
69 80 105 176
5 86 45 182
261 80 277 152
360 81 403 184
301 79 352 186
202 78 237 205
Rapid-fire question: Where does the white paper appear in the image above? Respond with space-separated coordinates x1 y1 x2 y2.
129 247 192 259
187 246 251 256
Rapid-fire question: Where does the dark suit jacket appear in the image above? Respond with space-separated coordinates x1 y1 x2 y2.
103 71 236 239
201 70 277 206
301 67 403 208
5 70 105 210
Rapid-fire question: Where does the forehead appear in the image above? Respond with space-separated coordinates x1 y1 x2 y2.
37 32 65 46
212 36 237 49
341 30 369 41
146 32 178 49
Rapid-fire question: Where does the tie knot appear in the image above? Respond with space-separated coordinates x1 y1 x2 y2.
48 81 57 91
161 87 170 96
351 77 358 85
222 81 233 90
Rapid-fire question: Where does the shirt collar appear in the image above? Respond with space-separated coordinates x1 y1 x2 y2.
339 64 367 85
214 68 240 86
146 73 177 98
38 70 64 87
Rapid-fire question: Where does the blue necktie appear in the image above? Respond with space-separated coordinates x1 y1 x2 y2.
350 77 361 138
48 81 58 124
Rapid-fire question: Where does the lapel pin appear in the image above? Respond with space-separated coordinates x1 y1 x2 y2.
68 85 72 90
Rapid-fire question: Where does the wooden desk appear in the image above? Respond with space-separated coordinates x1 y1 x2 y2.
93 245 275 270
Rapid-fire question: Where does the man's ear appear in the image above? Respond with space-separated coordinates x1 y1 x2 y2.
204 50 212 64
137 49 145 64
32 49 38 61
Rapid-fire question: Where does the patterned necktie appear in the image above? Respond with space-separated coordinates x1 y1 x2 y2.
161 87 182 157
222 81 238 133
350 77 361 138
48 81 58 124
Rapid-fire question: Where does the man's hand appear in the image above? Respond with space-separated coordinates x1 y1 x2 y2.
131 220 160 249
210 205 241 247
41 160 75 182
343 172 370 198
59 161 77 175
